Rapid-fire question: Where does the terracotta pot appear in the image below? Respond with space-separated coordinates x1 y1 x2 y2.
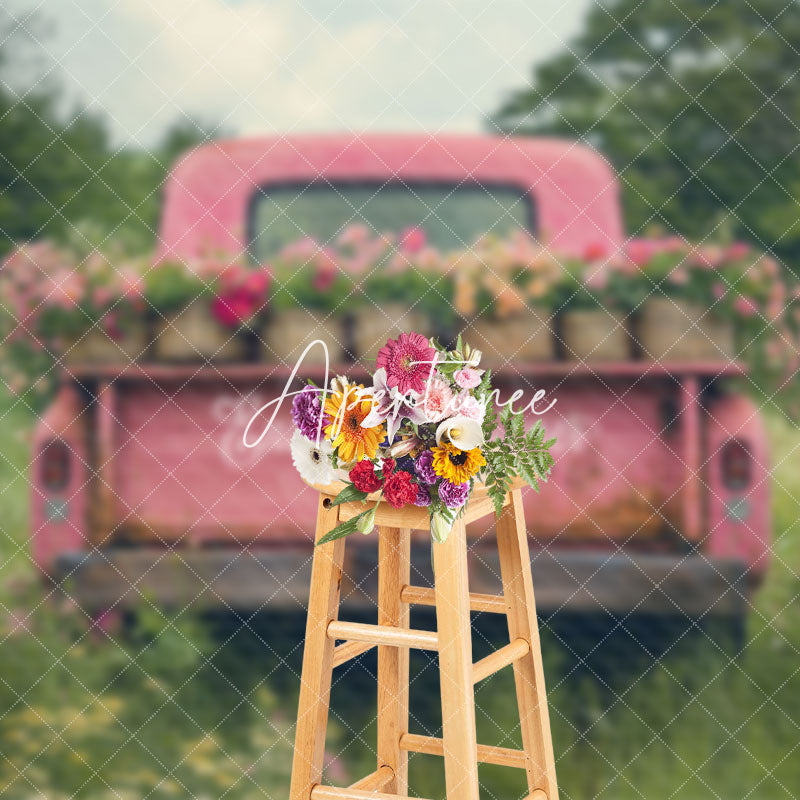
637 298 735 361
64 326 148 365
153 303 245 362
351 304 430 366
561 309 631 361
468 309 554 367
260 309 347 365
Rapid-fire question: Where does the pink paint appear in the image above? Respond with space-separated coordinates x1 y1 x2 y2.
31 134 770 595
30 384 90 572
158 134 624 261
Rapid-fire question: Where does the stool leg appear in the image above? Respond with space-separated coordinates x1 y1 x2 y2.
433 518 480 800
496 489 558 800
377 526 411 794
290 496 347 800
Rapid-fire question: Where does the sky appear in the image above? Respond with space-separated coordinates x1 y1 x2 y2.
5 0 591 148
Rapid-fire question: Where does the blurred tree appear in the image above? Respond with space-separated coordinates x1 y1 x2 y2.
0 17 221 257
493 0 800 265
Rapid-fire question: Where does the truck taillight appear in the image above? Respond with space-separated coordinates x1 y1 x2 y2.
721 438 751 491
41 439 71 491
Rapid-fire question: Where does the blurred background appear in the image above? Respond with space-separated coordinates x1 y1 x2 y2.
1 1 800 799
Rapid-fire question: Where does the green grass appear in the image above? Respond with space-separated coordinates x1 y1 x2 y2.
0 386 798 799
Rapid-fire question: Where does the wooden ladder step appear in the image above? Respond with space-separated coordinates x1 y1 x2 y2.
400 585 507 615
327 620 439 651
348 765 394 791
312 787 431 800
399 733 528 770
332 640 375 668
472 638 530 684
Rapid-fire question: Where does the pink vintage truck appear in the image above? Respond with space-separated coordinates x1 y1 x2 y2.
30 134 770 621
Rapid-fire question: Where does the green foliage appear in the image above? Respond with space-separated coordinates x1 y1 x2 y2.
143 261 210 314
482 405 556 515
2 388 800 798
269 263 352 312
0 16 222 260
493 0 800 266
316 508 374 545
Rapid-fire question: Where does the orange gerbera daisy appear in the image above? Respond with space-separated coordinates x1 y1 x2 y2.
324 383 385 463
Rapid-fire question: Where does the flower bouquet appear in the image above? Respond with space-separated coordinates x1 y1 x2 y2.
289 331 556 544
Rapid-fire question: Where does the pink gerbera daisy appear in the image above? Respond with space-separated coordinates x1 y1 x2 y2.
376 332 436 395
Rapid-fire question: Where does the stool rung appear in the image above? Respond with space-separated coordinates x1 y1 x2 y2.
472 638 530 684
312 786 430 800
332 640 375 668
348 765 394 791
400 585 507 615
399 733 527 769
327 620 438 651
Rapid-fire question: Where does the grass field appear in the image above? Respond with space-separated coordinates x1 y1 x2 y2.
0 388 798 799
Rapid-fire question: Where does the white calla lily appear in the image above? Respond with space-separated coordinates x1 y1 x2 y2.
435 415 484 450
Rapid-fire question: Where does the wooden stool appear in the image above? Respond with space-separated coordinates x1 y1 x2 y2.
289 480 558 800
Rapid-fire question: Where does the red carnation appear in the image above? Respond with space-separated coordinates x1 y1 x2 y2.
383 470 417 509
349 459 383 493
381 458 396 478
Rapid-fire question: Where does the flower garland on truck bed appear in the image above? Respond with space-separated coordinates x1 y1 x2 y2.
288 332 556 544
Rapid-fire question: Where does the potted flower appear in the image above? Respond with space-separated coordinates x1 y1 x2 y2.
263 235 352 365
0 242 150 368
555 247 639 362
354 226 447 363
147 257 268 362
63 252 149 365
635 239 738 362
285 332 555 544
461 232 559 366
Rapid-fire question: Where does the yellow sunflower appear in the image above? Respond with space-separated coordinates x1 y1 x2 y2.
324 384 385 463
431 443 486 484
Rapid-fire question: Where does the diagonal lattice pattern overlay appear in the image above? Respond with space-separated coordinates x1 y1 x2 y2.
1 1 800 799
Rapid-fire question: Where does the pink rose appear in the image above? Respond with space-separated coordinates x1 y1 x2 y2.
400 226 427 254
734 296 757 318
583 242 607 261
584 266 608 291
668 267 689 286
726 242 750 260
212 287 258 327
453 368 483 389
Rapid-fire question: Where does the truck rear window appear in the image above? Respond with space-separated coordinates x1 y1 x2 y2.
248 182 534 261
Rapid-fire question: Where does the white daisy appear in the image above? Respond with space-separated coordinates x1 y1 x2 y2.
290 428 336 485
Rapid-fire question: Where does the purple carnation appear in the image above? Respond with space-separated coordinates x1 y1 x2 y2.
413 484 432 507
291 385 329 440
438 479 470 509
414 450 437 485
